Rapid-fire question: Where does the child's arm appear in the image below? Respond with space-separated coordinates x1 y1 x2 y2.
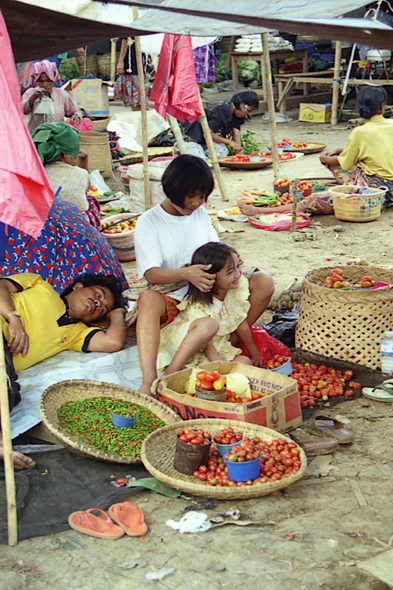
236 319 263 367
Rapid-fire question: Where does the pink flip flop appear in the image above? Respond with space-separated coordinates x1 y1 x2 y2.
108 502 148 537
68 508 125 540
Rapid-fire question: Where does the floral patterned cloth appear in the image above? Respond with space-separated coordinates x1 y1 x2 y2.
114 74 150 108
0 199 128 293
157 274 250 371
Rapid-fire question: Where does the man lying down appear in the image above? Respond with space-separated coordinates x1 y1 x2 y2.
0 273 127 469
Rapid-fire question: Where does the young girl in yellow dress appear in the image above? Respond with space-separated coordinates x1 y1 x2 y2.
157 243 263 374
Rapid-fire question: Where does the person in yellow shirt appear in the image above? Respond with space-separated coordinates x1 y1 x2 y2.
320 86 393 206
1 272 127 470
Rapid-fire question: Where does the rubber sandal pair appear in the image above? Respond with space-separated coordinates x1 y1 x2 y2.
307 414 354 445
68 502 148 540
363 379 393 403
290 434 338 457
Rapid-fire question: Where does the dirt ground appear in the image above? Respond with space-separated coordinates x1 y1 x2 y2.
1 114 393 590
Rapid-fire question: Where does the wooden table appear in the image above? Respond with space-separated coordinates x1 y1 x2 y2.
275 71 393 116
231 48 309 98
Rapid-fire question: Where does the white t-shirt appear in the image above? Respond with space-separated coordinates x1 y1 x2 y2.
135 204 219 300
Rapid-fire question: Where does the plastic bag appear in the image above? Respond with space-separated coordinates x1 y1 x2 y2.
239 326 291 364
248 211 310 231
264 307 299 348
67 118 93 132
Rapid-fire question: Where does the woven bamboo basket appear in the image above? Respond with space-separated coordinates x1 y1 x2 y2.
141 419 307 500
296 265 393 369
91 117 110 132
330 185 386 222
283 142 327 155
77 55 98 77
40 380 180 464
79 131 113 179
97 53 119 77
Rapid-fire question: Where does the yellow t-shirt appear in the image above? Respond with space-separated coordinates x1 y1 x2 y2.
338 115 393 180
1 274 101 372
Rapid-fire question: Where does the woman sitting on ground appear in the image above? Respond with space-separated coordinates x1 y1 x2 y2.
184 91 259 160
319 86 393 206
22 60 82 132
158 243 262 375
32 122 100 228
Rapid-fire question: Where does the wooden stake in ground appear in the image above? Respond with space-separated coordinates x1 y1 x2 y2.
197 88 229 202
110 38 117 84
291 179 299 232
132 9 150 210
261 33 280 182
331 41 342 126
167 114 187 155
0 334 17 546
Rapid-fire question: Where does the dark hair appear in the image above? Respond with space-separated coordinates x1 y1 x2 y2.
358 86 387 119
231 91 259 110
62 273 126 312
186 242 238 306
161 155 214 207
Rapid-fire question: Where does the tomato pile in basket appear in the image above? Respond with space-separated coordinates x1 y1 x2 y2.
196 370 224 392
291 362 361 408
213 428 243 445
192 430 302 487
325 268 376 290
177 428 211 446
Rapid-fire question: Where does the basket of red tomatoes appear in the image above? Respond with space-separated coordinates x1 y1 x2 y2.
194 370 226 402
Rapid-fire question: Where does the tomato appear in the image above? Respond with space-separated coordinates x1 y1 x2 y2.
205 371 219 382
362 281 372 288
179 435 188 443
196 371 206 381
362 276 372 282
251 391 262 400
344 390 354 398
116 477 128 486
331 269 343 276
177 429 184 437
213 379 224 391
199 380 213 390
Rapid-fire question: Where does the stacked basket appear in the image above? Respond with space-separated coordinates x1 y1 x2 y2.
295 265 393 370
330 185 386 222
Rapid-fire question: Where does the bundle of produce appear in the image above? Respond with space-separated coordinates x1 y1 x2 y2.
101 217 137 234
227 132 260 156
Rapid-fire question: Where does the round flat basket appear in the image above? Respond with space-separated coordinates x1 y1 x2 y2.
218 157 273 170
40 380 180 464
330 185 385 222
284 142 326 155
141 419 307 499
296 265 393 370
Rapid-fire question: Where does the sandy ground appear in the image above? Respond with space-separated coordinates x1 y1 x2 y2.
1 114 393 590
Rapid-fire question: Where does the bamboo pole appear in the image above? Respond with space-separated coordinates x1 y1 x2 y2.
197 88 229 202
0 334 17 546
110 38 117 84
261 33 279 181
132 9 150 210
331 41 342 126
291 178 299 232
167 114 187 155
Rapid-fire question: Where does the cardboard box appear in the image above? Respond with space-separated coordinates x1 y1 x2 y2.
64 79 110 117
299 103 332 123
154 362 302 433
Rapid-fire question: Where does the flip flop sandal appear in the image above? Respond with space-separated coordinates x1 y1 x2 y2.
308 415 354 445
68 509 125 540
108 502 148 537
290 434 339 457
362 381 393 403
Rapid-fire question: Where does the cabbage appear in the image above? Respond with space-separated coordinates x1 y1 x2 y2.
226 373 251 398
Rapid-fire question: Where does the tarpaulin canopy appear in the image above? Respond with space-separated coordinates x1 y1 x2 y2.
4 0 393 62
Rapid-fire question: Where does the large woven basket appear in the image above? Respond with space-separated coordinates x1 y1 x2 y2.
77 55 98 77
141 419 307 500
296 265 393 369
40 380 180 464
91 117 110 132
79 131 113 179
97 53 119 78
330 185 386 222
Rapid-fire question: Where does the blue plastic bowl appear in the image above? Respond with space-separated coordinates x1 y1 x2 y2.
112 413 137 428
270 359 293 377
215 438 243 457
249 155 260 162
225 455 261 482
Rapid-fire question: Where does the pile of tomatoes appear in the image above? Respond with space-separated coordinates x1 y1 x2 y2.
225 154 267 163
177 428 212 446
274 177 290 189
278 138 293 147
325 268 377 290
225 390 264 403
264 354 290 370
193 436 301 486
291 361 362 409
195 370 225 392
213 427 243 445
262 152 297 162
276 193 294 205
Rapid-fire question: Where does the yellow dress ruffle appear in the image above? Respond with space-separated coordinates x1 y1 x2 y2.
157 275 250 371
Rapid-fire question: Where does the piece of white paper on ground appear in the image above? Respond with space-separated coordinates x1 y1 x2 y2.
11 340 142 439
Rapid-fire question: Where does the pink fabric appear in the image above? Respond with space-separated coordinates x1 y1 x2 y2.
150 34 200 123
83 193 101 230
0 13 53 237
22 87 82 122
30 60 61 86
67 118 93 132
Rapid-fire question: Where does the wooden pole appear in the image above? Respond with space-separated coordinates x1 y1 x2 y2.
197 87 229 202
331 41 342 126
0 334 17 546
261 33 280 182
167 114 187 155
110 38 117 84
132 9 150 210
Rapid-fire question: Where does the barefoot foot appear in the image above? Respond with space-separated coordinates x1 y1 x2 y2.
0 442 36 470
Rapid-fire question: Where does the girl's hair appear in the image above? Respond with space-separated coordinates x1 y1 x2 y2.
161 155 214 207
358 86 387 119
231 91 259 110
186 242 238 306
